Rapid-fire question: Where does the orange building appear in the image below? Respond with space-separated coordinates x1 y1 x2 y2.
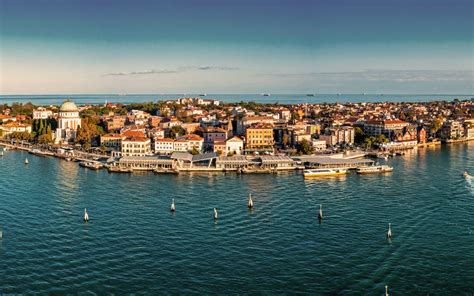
245 123 274 152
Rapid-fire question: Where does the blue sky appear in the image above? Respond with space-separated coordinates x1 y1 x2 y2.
0 0 473 94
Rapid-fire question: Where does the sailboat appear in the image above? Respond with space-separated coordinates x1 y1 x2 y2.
24 158 29 164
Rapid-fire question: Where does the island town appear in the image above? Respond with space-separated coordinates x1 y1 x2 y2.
0 97 473 176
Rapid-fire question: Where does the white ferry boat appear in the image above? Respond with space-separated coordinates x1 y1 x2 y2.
356 165 393 174
304 168 347 178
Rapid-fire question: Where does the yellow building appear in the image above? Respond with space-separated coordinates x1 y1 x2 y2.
100 134 126 151
245 123 274 152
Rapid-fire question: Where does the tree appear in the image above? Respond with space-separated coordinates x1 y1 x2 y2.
282 134 290 148
430 118 443 135
354 127 365 143
375 134 388 144
190 146 200 155
296 139 314 155
75 126 91 145
169 126 186 139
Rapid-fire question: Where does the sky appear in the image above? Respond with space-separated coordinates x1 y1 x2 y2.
0 0 473 95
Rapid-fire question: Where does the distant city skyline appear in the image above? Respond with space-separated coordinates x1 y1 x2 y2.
1 0 473 95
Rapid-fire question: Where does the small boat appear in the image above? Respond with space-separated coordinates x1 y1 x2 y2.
0 151 3 157
304 168 347 178
464 171 473 178
356 165 393 174
107 166 132 173
306 93 315 97
24 158 29 164
79 161 102 170
261 93 271 96
199 93 207 96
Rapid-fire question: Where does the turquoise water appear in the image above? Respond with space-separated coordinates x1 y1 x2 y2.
0 143 473 294
0 94 472 105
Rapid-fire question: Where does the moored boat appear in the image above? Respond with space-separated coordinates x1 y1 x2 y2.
79 161 102 170
304 168 347 178
356 165 393 174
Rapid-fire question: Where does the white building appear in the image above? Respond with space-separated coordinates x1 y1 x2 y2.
0 122 32 136
33 107 53 119
312 139 327 151
55 100 81 144
174 134 204 152
121 137 151 157
154 138 175 154
225 136 244 155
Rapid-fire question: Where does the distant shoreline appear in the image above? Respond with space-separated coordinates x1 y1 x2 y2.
1 94 473 106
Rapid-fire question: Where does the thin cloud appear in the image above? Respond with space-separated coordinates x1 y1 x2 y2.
197 66 239 71
103 65 239 76
102 69 179 76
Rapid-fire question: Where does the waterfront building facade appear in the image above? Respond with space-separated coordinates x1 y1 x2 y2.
55 100 81 144
174 134 204 152
121 137 151 157
364 119 409 137
440 120 464 140
154 138 175 154
245 123 274 152
320 126 355 146
100 134 126 151
203 127 228 150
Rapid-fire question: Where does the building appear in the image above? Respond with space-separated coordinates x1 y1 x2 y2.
0 114 16 123
417 126 427 143
394 125 417 142
312 139 327 151
100 134 126 151
225 136 244 155
121 137 151 157
245 123 274 152
203 127 228 150
213 136 244 155
33 107 53 119
55 100 81 144
440 120 464 140
154 138 175 154
236 116 274 135
213 141 227 155
0 122 32 136
364 119 409 137
174 134 204 152
105 116 126 131
319 126 355 146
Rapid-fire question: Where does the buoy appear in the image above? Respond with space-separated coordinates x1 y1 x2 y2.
387 223 392 239
170 198 176 212
248 193 253 209
24 158 29 164
318 204 323 220
84 208 89 222
385 285 389 296
213 208 218 220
